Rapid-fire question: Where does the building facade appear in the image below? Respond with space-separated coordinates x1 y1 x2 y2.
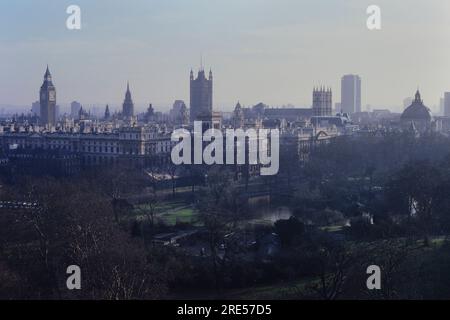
341 74 361 114
0 126 175 168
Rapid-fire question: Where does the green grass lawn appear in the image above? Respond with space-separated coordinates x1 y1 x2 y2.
134 199 202 226
158 207 201 226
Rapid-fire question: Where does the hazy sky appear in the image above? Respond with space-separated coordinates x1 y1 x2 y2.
1 0 450 113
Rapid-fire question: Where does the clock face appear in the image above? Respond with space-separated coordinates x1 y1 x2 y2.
49 91 56 102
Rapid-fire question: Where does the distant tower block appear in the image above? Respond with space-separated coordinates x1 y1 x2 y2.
341 75 361 114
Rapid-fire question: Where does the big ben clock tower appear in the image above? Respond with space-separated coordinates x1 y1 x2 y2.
39 65 57 126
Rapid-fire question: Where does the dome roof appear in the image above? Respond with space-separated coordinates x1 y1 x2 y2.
401 90 432 121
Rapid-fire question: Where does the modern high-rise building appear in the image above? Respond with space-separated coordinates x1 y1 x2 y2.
71 101 82 119
190 67 213 123
122 82 134 118
444 92 450 117
31 101 40 116
312 87 332 117
341 74 361 114
39 66 57 126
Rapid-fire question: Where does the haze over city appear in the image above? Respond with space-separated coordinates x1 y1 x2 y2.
4 0 450 304
1 0 450 112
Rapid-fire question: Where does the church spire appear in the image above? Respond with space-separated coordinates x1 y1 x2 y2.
44 65 52 81
125 82 132 100
104 104 110 120
123 82 134 118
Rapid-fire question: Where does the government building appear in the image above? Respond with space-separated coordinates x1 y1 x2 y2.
0 126 174 167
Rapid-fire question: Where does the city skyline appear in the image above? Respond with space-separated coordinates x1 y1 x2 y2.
0 64 445 117
1 0 450 112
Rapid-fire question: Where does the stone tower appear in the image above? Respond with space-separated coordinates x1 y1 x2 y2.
104 104 111 120
122 82 134 119
312 87 332 117
190 67 213 124
39 65 57 126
